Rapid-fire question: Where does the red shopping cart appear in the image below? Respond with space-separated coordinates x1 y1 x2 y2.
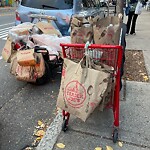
60 43 123 143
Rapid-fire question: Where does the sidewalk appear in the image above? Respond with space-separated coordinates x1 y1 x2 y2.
37 9 150 150
0 6 16 13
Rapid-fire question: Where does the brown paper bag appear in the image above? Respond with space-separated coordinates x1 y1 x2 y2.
71 25 93 44
2 38 15 63
15 53 45 81
15 65 36 82
17 49 37 66
93 16 122 45
57 56 110 121
71 16 93 44
36 22 61 36
10 54 18 75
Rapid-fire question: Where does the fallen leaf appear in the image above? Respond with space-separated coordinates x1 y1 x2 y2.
56 143 65 149
38 120 43 126
140 73 145 76
36 136 43 141
143 75 149 81
41 123 45 128
95 147 102 150
35 130 45 137
118 141 123 147
106 146 113 150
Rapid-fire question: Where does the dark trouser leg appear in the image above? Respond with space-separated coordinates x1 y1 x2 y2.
126 11 134 34
130 14 138 34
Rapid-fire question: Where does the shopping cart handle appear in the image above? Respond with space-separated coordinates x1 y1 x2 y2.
60 43 122 49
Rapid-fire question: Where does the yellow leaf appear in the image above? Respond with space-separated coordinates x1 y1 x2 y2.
106 146 113 150
35 130 45 137
95 147 102 150
143 76 149 81
56 143 65 149
118 141 123 147
36 136 43 141
38 120 43 126
41 123 45 128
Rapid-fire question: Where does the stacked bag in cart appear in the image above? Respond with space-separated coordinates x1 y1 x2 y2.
93 15 122 45
70 14 122 45
57 55 113 122
57 14 123 121
10 49 45 82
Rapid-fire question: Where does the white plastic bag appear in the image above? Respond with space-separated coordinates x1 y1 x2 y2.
135 2 143 15
32 34 71 52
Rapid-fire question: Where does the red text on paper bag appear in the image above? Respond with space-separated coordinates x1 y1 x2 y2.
64 80 86 108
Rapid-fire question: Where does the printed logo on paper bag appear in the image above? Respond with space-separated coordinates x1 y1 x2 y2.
64 81 86 108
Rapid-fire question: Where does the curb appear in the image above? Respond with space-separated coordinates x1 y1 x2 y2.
36 111 63 150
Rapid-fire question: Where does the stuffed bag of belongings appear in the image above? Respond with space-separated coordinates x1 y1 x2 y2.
2 20 71 84
57 13 123 121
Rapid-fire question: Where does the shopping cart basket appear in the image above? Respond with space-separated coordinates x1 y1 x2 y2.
60 43 123 143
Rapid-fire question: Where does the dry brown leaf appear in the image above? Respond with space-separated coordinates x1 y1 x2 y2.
38 120 43 126
106 146 113 150
118 141 123 147
56 143 65 149
35 130 45 137
95 147 102 150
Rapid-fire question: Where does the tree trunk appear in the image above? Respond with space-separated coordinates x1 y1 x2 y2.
116 0 124 15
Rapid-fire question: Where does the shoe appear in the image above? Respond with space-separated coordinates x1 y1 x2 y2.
126 33 129 36
130 33 136 35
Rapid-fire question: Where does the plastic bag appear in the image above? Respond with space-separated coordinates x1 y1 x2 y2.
8 28 29 43
32 34 71 52
135 2 143 15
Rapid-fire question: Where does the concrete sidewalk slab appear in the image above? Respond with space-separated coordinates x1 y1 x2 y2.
53 130 149 150
124 10 150 51
52 81 150 150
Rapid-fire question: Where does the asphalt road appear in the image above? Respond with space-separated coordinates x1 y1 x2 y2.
0 11 60 150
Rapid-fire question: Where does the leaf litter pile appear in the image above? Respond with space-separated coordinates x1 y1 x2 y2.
123 50 149 82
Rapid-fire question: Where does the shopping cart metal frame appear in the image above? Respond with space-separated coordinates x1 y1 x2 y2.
60 43 123 143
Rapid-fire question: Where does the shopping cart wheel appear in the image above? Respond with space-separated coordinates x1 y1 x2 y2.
112 129 118 143
62 119 68 132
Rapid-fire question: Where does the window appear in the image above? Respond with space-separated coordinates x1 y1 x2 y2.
82 0 101 8
21 0 73 10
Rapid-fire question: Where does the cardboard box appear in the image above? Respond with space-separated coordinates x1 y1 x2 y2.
17 49 37 66
36 22 61 36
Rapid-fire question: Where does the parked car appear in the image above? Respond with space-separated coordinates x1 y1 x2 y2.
15 0 106 36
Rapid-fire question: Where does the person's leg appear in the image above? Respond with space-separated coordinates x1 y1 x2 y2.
126 11 134 34
130 14 138 34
